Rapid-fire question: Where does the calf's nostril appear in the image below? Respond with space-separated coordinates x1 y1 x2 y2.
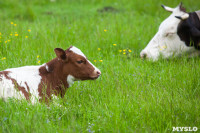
97 71 101 75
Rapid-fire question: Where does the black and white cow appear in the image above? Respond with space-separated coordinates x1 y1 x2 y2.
140 3 200 61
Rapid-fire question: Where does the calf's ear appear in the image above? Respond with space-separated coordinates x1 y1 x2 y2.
54 48 68 61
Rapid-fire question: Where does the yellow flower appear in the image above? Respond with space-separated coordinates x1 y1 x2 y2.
14 24 17 26
25 36 28 38
37 60 41 64
113 44 117 46
15 32 17 33
123 49 126 52
98 48 101 51
162 45 167 49
123 52 126 55
99 60 103 62
94 60 97 62
37 55 40 58
8 40 11 42
128 50 132 52
104 29 107 32
159 45 167 51
10 34 12 36
11 22 13 24
28 29 31 32
0 36 1 39
1 57 6 60
15 34 18 36
5 41 7 43
119 50 122 52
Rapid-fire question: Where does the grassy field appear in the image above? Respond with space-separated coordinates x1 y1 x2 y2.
0 0 200 132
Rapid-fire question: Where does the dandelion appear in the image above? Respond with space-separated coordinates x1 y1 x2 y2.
128 49 132 52
37 60 41 64
119 50 122 52
123 49 126 52
5 41 7 43
1 57 6 60
159 45 167 51
97 48 101 51
37 55 40 58
11 22 13 24
113 44 117 46
94 60 97 62
14 24 17 26
15 34 18 36
10 34 12 36
123 52 126 55
8 40 11 42
28 29 31 32
162 45 167 49
104 29 107 32
99 60 103 62
25 36 28 38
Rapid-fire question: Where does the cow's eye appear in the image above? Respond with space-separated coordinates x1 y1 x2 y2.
165 32 174 37
77 60 84 64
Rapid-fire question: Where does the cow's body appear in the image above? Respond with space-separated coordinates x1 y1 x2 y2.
140 3 200 61
0 46 101 103
177 11 200 49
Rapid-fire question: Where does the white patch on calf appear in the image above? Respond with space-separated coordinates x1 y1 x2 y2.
45 64 49 72
67 75 75 87
0 66 42 103
88 60 100 72
0 75 25 100
69 46 86 58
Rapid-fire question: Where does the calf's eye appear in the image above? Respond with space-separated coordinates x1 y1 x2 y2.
77 60 84 64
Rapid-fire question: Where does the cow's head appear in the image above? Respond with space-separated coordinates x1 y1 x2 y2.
140 3 197 61
54 46 101 82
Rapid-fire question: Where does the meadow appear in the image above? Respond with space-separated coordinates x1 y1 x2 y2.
0 0 200 132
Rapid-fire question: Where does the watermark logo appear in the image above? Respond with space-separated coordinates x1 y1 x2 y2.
172 127 198 132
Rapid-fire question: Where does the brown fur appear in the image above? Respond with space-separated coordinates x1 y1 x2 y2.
0 47 100 104
0 71 31 100
38 47 98 103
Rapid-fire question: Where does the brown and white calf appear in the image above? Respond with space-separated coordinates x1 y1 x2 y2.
0 46 101 103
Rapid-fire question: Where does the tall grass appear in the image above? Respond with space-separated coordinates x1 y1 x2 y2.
0 0 200 132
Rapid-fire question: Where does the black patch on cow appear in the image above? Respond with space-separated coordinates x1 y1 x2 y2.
177 12 200 49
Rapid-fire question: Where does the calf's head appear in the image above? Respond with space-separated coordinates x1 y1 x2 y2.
140 3 197 61
54 46 101 82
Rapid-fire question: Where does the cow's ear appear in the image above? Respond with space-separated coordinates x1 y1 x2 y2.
175 13 189 20
178 2 186 12
54 48 68 61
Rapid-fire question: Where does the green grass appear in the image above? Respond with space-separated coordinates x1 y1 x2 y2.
0 0 200 132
